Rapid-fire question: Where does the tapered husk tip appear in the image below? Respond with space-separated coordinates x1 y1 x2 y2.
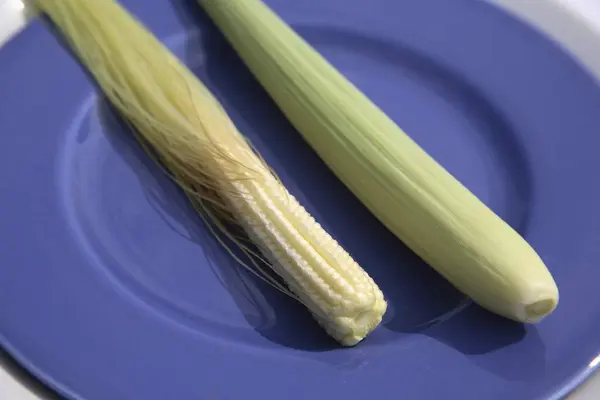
493 277 559 323
519 288 559 323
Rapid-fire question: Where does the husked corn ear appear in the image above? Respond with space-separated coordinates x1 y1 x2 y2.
228 175 386 345
199 0 559 323
33 0 386 345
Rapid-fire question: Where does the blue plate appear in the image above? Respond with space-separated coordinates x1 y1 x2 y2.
2 0 600 399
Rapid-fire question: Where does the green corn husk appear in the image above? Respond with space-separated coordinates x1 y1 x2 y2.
199 0 559 323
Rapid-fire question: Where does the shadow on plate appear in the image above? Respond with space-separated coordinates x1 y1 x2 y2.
424 306 547 381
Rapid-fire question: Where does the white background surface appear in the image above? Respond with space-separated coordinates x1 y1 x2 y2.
2 0 600 398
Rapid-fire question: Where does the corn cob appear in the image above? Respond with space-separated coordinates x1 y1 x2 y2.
199 0 559 323
33 0 386 346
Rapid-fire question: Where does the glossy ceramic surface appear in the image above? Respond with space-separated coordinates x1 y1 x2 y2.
2 0 600 399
